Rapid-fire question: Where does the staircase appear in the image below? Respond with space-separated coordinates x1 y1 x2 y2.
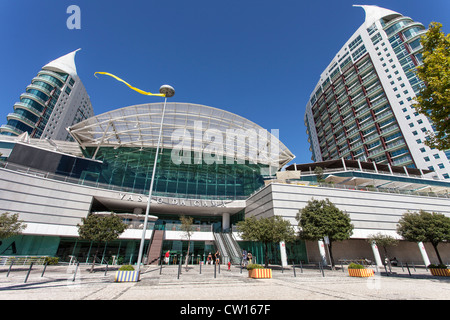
146 229 164 265
213 232 241 265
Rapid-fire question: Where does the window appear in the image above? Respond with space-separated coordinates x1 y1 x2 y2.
443 173 450 179
424 156 430 162
433 154 440 159
420 148 426 153
438 163 445 169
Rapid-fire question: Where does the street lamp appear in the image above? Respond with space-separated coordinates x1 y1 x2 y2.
136 84 175 273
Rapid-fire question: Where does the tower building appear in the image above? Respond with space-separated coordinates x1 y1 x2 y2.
0 49 94 141
304 5 450 180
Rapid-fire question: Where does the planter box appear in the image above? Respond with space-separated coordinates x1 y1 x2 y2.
248 268 272 279
115 270 140 282
348 268 374 277
429 268 450 277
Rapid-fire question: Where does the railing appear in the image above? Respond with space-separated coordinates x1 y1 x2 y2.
281 180 450 199
0 255 48 266
0 161 248 201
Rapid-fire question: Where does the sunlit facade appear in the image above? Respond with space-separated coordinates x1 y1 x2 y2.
304 5 450 180
0 49 94 141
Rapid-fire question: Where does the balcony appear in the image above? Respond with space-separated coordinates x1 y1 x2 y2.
6 113 36 128
13 102 43 117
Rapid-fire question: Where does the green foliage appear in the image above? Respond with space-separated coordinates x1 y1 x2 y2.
0 212 27 239
348 263 364 269
367 232 399 259
237 216 296 268
413 22 450 150
314 166 325 183
428 264 448 269
297 198 353 268
246 263 264 270
119 265 135 271
397 210 450 265
44 257 59 265
77 213 127 243
296 198 353 242
77 213 127 273
237 216 296 244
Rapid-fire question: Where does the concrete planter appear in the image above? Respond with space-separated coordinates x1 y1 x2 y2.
114 270 140 282
348 268 374 277
248 268 272 279
429 268 450 277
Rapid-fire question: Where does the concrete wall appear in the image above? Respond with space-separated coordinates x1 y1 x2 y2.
246 183 450 239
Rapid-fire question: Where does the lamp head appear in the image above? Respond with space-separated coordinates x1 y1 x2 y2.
159 84 175 98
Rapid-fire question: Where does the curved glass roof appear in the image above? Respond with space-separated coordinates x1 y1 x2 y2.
68 102 295 169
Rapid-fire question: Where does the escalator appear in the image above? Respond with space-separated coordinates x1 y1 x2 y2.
213 231 241 264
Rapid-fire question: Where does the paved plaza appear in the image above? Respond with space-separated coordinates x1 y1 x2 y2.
0 263 449 302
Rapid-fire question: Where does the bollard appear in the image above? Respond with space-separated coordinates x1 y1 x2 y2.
341 262 345 273
7 260 14 277
300 261 303 273
24 263 33 283
293 264 296 277
73 262 79 282
160 262 163 275
406 263 411 276
104 263 108 276
384 264 389 276
199 261 202 274
177 257 181 279
41 261 48 277
319 262 324 277
214 262 217 278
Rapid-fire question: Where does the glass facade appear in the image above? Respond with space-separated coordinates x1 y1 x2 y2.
81 146 266 199
2 70 65 138
306 53 414 167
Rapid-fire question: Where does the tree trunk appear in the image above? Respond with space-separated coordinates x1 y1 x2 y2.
328 242 336 270
185 239 191 270
264 242 269 268
431 242 443 265
90 243 100 273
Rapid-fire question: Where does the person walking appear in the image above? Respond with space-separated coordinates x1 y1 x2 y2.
164 250 170 264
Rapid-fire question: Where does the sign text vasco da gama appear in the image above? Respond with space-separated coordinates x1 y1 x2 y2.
119 193 227 207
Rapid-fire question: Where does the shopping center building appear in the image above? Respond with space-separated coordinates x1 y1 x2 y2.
1 102 449 267
1 5 449 267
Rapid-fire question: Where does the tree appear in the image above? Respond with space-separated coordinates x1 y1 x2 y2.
180 215 194 270
236 216 296 268
367 232 399 261
296 198 353 269
397 210 450 265
0 212 27 243
413 22 450 150
314 166 325 183
77 213 127 272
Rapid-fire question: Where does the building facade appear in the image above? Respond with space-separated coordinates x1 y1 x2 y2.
304 5 450 180
0 102 298 265
0 49 94 142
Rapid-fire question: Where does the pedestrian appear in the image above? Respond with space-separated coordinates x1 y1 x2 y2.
242 249 248 267
164 250 170 264
207 252 212 265
247 252 253 264
215 250 221 265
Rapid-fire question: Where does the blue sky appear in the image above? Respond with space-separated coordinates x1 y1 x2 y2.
0 0 449 165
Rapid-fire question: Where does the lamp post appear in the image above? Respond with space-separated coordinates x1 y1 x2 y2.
136 84 175 273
